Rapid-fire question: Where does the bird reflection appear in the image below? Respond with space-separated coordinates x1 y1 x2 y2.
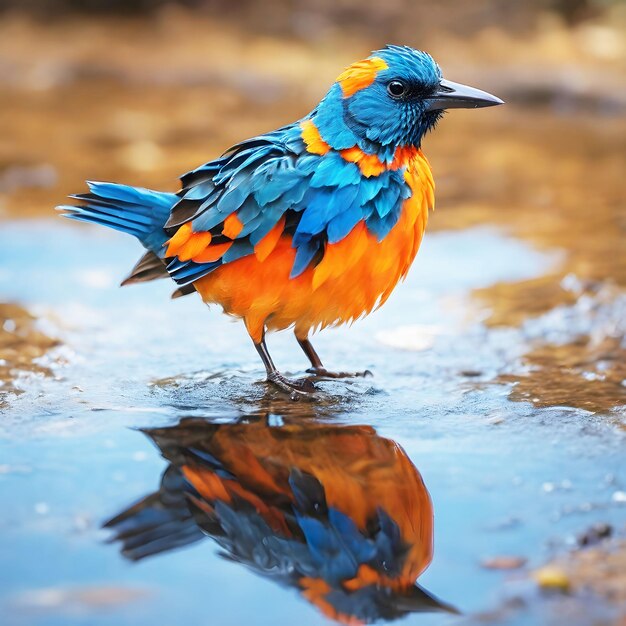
104 416 456 623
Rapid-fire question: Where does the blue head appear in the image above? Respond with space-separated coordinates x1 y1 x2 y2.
312 45 503 157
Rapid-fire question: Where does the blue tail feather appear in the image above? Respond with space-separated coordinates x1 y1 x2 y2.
58 181 178 255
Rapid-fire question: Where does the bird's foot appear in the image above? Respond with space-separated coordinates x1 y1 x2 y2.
267 371 317 399
306 367 373 379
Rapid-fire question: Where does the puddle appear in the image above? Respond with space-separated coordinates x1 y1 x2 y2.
0 221 624 626
0 222 559 422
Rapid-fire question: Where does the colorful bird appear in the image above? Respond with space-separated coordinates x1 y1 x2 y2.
59 45 502 395
104 416 457 623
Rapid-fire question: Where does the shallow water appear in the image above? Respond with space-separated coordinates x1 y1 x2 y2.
0 221 624 626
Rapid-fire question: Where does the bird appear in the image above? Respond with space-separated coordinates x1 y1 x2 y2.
58 45 503 396
103 415 457 623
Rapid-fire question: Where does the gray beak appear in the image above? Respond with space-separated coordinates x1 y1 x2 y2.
425 78 504 111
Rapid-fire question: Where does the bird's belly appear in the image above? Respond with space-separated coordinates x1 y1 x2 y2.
194 194 429 343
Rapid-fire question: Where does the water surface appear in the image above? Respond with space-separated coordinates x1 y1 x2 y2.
1 221 624 626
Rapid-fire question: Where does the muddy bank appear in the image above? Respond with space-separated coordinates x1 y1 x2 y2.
0 303 60 407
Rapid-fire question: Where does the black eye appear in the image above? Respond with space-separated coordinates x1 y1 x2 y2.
387 80 408 98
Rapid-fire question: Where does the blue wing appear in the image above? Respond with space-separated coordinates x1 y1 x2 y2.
163 120 412 286
164 123 313 286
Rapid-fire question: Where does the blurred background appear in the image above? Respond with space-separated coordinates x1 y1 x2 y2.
0 2 625 626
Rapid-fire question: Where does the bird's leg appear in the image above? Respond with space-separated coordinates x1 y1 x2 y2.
296 335 372 379
254 331 316 397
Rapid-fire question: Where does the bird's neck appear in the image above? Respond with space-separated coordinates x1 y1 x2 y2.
309 86 433 161
300 118 426 178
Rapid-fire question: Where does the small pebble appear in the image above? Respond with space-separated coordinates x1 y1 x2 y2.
533 566 570 591
577 522 612 547
481 556 527 570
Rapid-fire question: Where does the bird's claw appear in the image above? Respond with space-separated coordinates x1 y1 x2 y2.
306 367 373 379
267 372 317 400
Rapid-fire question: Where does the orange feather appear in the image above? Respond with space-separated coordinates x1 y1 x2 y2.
165 221 192 257
177 231 213 261
301 119 330 155
336 57 389 98
340 147 387 177
192 241 233 263
222 213 244 239
254 216 285 262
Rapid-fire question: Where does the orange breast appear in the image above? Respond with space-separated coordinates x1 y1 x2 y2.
193 151 433 343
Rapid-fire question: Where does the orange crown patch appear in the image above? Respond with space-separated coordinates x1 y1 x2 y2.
336 56 388 98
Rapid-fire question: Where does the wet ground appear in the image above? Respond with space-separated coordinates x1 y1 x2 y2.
1 8 625 626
